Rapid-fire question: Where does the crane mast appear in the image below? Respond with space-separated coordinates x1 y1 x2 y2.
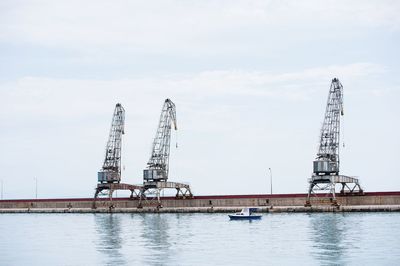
144 99 177 182
98 103 125 183
313 78 343 175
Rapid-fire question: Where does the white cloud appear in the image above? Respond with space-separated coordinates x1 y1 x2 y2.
0 62 385 119
1 0 399 53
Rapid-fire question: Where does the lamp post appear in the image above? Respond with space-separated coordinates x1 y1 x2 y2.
269 168 273 195
1 179 3 200
34 177 38 199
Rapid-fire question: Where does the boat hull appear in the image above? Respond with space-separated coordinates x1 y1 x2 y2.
228 215 262 220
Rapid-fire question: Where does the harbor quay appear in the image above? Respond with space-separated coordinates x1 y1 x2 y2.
1 191 399 213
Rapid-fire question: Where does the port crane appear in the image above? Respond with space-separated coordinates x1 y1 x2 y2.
98 103 125 184
305 78 363 206
139 99 192 207
93 103 141 208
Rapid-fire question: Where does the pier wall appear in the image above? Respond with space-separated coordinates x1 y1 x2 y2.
0 192 399 210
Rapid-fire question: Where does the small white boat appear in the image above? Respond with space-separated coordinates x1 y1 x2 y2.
228 208 262 220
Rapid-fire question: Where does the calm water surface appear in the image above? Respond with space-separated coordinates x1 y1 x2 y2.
0 212 399 265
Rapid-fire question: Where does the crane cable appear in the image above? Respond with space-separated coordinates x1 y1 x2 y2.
176 129 178 149
342 114 345 148
341 89 345 149
175 129 179 182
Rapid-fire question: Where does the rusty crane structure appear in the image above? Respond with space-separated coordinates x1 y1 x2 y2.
93 103 141 207
305 78 363 206
139 99 192 207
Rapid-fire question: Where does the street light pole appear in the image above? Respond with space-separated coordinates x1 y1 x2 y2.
34 177 38 199
269 168 273 195
1 179 3 200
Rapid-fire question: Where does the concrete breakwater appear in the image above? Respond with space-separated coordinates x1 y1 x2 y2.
1 192 399 213
1 205 400 214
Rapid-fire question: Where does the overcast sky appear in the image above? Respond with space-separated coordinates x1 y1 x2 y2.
0 0 399 199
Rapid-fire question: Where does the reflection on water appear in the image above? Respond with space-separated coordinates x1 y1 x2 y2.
94 214 126 266
308 214 347 265
139 213 173 266
94 213 175 266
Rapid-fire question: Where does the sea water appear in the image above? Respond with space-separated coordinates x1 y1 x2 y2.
0 212 399 265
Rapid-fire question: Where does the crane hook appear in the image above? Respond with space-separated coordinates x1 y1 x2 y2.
176 130 179 149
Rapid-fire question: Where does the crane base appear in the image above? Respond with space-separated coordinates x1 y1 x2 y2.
92 183 142 209
138 181 193 208
305 175 363 206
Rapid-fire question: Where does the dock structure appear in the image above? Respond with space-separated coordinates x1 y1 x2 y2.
2 205 400 214
1 192 399 213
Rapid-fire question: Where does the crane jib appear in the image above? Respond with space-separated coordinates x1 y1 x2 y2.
98 103 125 184
144 99 177 182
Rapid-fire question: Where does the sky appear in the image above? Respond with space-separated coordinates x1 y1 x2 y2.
0 0 399 199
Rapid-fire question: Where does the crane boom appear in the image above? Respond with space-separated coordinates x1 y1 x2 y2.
98 103 125 183
143 99 177 182
313 78 343 175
